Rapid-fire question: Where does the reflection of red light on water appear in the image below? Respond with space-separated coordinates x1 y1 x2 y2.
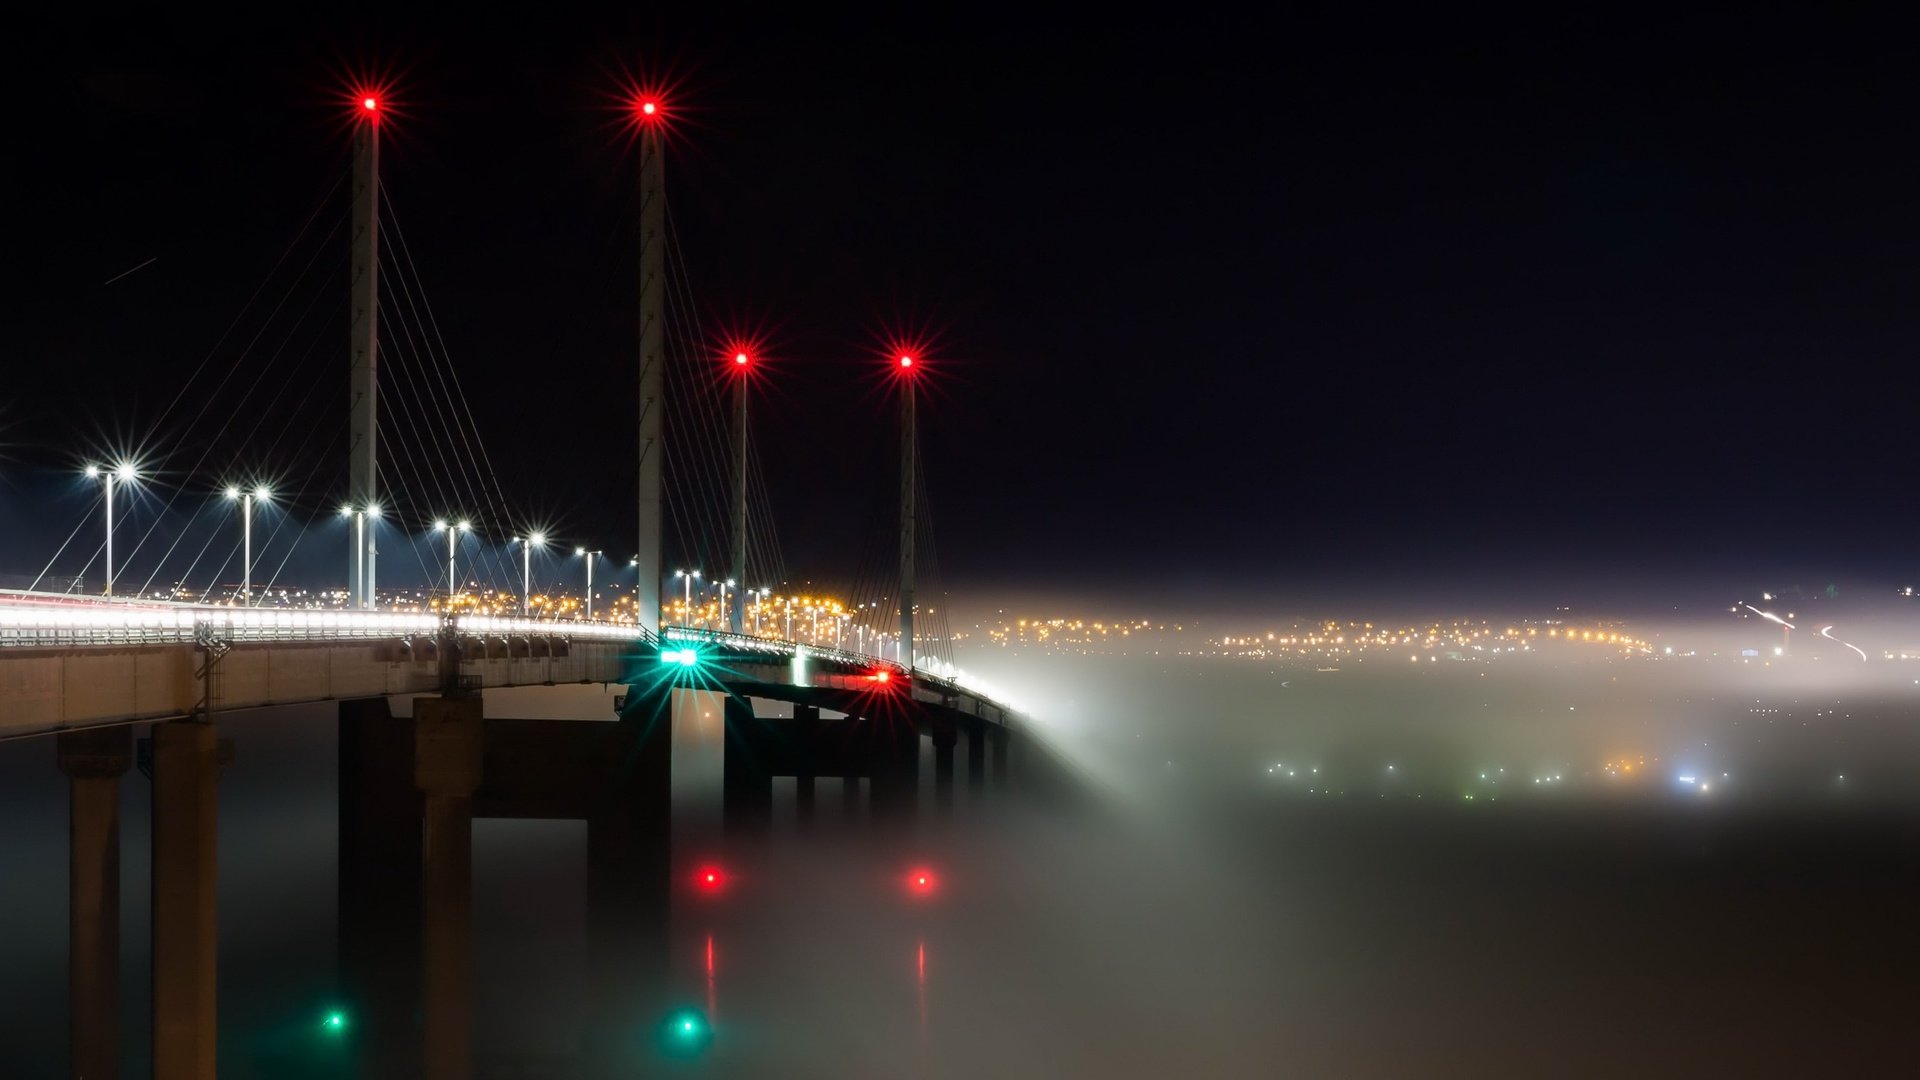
906 867 939 897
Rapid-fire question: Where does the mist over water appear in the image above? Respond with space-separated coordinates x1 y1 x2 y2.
4 602 1919 1076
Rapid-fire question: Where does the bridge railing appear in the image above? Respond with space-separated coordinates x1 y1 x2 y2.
662 624 900 671
0 602 657 650
660 624 1002 713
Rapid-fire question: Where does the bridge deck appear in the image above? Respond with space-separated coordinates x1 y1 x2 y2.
0 594 1015 739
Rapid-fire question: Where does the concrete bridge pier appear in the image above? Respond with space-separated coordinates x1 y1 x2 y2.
967 726 986 793
866 720 920 821
932 726 957 813
584 685 673 1077
149 720 227 1080
59 726 132 1080
792 704 820 826
989 728 1010 789
721 695 772 835
338 698 423 1079
414 696 484 1080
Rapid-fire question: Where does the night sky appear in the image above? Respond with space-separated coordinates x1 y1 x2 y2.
9 8 1919 611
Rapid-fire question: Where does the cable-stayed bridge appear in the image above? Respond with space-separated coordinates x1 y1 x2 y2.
9 84 1028 1079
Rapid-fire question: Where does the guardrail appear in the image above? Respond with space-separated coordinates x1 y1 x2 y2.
660 624 1000 715
0 603 658 650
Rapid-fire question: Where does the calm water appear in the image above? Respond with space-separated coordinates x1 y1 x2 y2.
4 650 1920 1076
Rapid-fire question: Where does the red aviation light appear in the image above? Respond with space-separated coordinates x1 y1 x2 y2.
734 352 750 366
342 78 396 126
692 864 728 894
898 355 915 370
630 95 667 127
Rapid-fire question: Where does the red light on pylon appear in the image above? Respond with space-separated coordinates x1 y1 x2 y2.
876 332 935 382
905 867 940 897
630 96 666 126
734 352 749 366
341 78 396 126
692 864 728 894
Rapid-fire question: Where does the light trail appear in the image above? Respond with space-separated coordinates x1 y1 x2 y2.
1741 604 1795 630
1819 624 1869 662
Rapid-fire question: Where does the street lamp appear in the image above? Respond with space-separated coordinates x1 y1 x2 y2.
339 502 382 609
675 569 701 626
86 462 138 597
434 520 470 609
577 547 602 620
225 485 271 606
513 532 546 617
752 587 771 635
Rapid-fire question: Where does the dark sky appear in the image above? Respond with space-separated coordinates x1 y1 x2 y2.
8 7 1919 610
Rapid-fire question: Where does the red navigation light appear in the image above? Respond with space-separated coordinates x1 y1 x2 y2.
898 355 915 369
734 352 749 366
875 670 891 684
361 96 379 113
692 864 728 894
630 96 665 126
905 867 939 897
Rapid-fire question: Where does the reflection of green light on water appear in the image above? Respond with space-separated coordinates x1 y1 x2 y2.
659 1008 712 1056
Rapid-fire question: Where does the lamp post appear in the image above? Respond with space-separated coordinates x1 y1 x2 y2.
514 532 546 617
85 463 137 597
226 485 271 606
339 503 382 608
434 520 470 610
577 548 602 620
675 569 701 627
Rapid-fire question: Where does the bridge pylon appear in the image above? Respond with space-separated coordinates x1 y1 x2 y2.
346 93 384 609
634 99 667 633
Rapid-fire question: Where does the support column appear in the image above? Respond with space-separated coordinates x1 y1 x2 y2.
60 727 132 1080
722 696 772 835
586 685 672 1076
794 776 816 823
867 722 919 821
841 775 861 817
966 727 986 793
932 729 956 813
990 729 1009 789
339 698 422 1079
792 704 820 826
150 722 223 1080
414 696 484 1080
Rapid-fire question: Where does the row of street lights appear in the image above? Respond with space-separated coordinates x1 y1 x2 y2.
81 463 627 614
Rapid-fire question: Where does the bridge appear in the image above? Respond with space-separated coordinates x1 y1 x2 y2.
9 82 1031 1080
